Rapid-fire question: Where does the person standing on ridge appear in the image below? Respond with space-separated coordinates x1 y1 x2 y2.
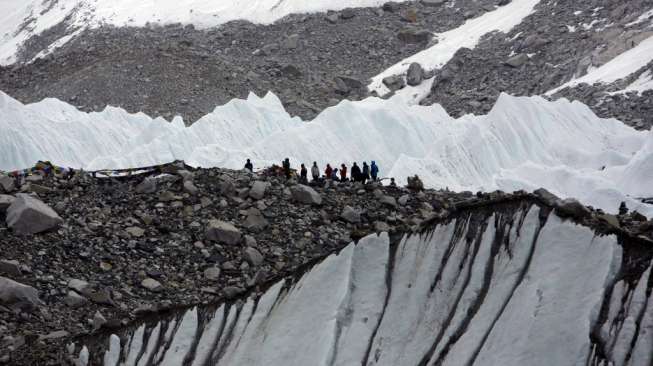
351 162 361 182
340 164 348 181
362 162 370 184
325 164 333 180
370 161 379 181
311 162 320 182
282 158 291 179
300 164 308 184
244 159 253 172
331 168 339 181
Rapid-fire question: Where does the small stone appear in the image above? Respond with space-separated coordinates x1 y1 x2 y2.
249 181 268 200
380 195 397 208
141 278 163 292
183 180 199 195
64 291 87 308
291 185 322 205
244 247 264 267
205 220 242 245
341 206 361 223
125 226 145 238
93 311 107 331
67 279 90 294
204 267 221 281
0 260 21 277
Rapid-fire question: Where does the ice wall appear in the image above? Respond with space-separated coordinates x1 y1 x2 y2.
76 204 653 366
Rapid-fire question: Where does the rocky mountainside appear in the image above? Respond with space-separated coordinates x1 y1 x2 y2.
0 0 651 127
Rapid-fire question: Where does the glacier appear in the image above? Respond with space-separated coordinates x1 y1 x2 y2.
76 203 653 366
1 90 652 218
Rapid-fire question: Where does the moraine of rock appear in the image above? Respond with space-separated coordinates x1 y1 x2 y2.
6 194 63 235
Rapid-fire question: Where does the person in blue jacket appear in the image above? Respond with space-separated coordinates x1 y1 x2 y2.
370 161 379 181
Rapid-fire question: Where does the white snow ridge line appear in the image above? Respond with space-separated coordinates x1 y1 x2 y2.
368 0 541 96
1 90 652 218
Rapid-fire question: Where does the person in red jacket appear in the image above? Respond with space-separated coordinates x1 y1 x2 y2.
340 164 348 181
325 164 333 179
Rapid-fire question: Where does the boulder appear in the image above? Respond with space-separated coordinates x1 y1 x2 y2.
135 178 157 194
341 206 361 223
398 194 410 206
67 279 90 294
0 260 21 277
282 34 300 49
422 0 446 6
6 194 63 235
243 208 269 231
64 291 88 308
533 188 559 206
397 28 433 44
291 185 323 205
219 178 236 197
249 181 268 200
244 247 264 267
555 199 591 219
0 276 41 308
183 180 199 195
141 278 163 292
0 194 15 213
406 63 424 86
382 75 406 91
204 267 221 281
206 220 242 245
380 195 398 208
0 176 14 193
505 53 529 68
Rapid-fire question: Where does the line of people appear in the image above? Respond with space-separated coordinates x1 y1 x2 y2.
244 158 380 184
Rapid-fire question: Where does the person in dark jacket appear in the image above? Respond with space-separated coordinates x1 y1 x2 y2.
350 162 361 182
300 164 308 183
362 162 370 184
325 164 333 179
331 168 339 181
244 159 253 172
340 164 348 181
282 158 291 179
370 161 379 181
311 162 320 181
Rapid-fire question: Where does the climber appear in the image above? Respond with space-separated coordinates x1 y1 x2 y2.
311 162 320 181
244 159 253 172
370 161 379 181
331 168 339 181
351 162 361 182
325 164 333 180
340 164 348 181
283 158 291 179
300 164 308 184
362 162 370 184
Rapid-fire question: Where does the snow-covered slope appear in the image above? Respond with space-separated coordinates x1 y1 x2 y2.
80 204 653 366
0 0 410 65
1 90 652 217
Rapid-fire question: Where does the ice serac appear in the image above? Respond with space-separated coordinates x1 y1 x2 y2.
78 203 652 366
1 90 652 217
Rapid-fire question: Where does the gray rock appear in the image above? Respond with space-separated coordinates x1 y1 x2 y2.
244 247 264 267
380 195 398 208
176 170 194 181
6 194 63 235
141 278 163 292
0 194 16 213
398 194 410 206
0 260 21 277
243 208 269 231
93 310 107 331
135 178 157 194
206 220 242 245
64 291 87 308
397 28 433 44
406 62 424 86
125 226 145 238
555 198 591 219
204 266 221 281
505 53 529 68
325 13 340 23
533 188 560 206
382 75 406 91
340 8 356 19
0 176 14 193
67 279 90 293
0 276 41 307
341 206 361 223
219 178 236 197
291 185 323 205
249 181 268 200
183 180 199 195
282 34 300 49
334 76 364 94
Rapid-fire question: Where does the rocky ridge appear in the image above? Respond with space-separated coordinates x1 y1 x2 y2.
0 163 652 364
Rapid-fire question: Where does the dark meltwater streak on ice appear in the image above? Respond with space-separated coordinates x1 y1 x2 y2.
75 203 653 366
